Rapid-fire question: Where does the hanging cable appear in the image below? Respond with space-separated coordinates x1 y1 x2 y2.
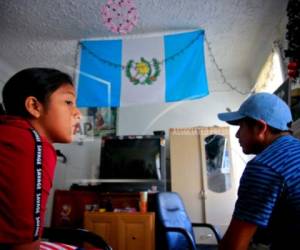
72 42 81 82
79 31 203 69
204 37 249 96
75 31 271 96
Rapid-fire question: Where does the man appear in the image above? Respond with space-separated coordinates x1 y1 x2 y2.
217 92 300 250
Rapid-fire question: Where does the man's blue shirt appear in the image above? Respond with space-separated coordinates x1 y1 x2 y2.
233 135 300 248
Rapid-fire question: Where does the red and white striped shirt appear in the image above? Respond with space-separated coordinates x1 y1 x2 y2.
40 241 78 250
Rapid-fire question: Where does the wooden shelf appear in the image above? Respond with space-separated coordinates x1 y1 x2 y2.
51 190 156 228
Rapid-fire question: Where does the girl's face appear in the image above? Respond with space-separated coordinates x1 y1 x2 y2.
36 83 81 143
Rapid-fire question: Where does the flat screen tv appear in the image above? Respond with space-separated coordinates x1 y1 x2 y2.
99 135 166 184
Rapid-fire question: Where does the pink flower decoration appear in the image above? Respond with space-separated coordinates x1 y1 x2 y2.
100 0 139 34
100 7 112 19
119 23 132 35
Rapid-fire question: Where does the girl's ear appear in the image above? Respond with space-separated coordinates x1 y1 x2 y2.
25 96 42 118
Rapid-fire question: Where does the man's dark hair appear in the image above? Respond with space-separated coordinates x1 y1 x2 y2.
2 68 73 117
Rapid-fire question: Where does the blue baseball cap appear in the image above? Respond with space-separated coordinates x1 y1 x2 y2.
218 92 292 131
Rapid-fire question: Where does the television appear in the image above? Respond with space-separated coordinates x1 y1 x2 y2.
98 135 167 192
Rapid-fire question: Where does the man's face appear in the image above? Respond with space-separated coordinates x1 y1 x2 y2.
235 119 262 155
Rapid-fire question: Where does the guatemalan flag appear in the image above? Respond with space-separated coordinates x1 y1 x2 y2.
76 29 208 107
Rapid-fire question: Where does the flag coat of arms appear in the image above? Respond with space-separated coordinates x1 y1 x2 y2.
76 29 208 107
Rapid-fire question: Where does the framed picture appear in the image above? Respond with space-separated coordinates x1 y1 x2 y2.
74 107 117 142
87 107 117 136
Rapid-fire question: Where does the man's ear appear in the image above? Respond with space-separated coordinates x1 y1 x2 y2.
25 96 42 118
256 119 268 137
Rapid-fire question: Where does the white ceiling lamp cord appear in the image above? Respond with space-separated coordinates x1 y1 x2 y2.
71 42 81 83
78 31 202 69
205 36 249 96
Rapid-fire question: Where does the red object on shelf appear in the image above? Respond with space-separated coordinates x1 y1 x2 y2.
288 61 299 70
51 190 156 228
288 70 299 79
51 190 99 228
288 61 299 79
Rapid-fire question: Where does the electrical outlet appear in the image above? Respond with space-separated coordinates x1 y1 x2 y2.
199 233 213 240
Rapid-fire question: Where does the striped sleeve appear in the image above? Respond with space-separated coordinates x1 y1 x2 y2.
40 241 79 250
233 163 284 227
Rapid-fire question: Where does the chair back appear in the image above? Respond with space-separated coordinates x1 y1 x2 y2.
156 192 196 250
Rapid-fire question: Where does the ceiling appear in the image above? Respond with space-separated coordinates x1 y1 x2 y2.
0 0 288 90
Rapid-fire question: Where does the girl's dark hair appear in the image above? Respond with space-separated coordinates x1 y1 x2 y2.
0 103 5 115
2 68 73 117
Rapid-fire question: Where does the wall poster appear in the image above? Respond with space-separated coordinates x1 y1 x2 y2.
73 107 117 142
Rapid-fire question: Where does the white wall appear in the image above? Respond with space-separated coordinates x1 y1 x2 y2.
118 88 247 135
0 58 252 229
45 78 251 226
0 59 15 102
52 79 250 188
0 45 252 228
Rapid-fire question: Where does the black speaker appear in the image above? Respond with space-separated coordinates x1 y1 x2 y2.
153 130 165 136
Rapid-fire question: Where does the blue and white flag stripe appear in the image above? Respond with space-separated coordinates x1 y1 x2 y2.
76 29 208 107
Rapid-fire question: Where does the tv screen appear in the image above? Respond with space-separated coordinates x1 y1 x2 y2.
99 136 163 181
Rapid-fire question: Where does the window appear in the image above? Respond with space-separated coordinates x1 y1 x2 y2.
253 43 285 93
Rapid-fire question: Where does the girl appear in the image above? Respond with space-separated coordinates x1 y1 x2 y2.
0 68 81 249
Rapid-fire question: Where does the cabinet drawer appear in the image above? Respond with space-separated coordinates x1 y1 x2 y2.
84 212 155 250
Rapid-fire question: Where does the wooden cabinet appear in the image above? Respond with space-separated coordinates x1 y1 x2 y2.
170 127 237 242
84 212 155 250
51 190 156 228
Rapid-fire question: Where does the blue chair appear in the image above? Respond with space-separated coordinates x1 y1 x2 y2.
155 192 221 250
